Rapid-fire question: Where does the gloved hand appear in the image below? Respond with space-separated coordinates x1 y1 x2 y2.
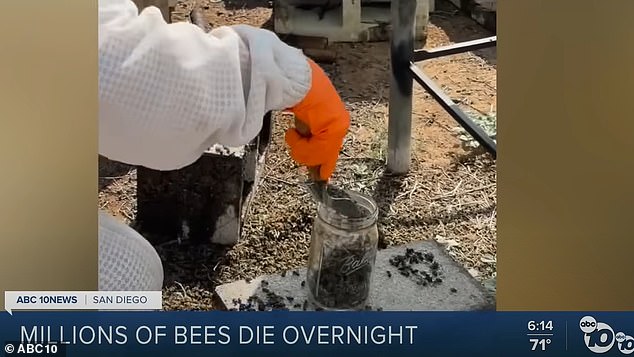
285 59 350 181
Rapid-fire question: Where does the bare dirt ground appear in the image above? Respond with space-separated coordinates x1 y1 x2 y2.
98 0 496 310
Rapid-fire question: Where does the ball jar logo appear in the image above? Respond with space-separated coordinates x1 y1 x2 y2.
338 253 372 276
579 316 634 354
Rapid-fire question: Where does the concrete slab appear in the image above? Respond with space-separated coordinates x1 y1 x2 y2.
214 240 495 311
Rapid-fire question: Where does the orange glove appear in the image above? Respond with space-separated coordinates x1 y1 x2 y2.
285 59 350 181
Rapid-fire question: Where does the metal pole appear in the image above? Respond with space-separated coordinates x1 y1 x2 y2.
387 0 417 174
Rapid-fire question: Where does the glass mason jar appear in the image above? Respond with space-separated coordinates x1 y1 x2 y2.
305 189 379 310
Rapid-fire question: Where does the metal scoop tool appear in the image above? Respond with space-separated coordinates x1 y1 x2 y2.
294 119 358 216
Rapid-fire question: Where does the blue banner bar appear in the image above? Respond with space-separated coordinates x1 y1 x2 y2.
1 312 633 356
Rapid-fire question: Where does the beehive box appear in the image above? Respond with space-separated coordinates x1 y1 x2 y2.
135 109 273 245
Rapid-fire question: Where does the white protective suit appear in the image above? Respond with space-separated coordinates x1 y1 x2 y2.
98 0 312 291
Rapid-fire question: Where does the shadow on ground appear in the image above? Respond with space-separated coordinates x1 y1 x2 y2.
218 0 272 11
372 172 406 249
98 156 134 191
429 0 496 66
155 240 230 286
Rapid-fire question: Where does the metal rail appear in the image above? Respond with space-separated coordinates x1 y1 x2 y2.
410 62 497 157
413 36 496 62
388 0 497 173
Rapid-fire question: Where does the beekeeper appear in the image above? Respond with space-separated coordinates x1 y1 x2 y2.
98 0 350 291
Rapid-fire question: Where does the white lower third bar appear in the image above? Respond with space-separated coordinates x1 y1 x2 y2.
4 291 162 314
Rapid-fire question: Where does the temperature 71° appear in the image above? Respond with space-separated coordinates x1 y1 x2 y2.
530 338 551 351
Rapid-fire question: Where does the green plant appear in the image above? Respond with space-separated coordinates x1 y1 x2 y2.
453 113 497 149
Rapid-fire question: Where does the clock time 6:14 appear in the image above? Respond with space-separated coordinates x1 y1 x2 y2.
528 321 553 331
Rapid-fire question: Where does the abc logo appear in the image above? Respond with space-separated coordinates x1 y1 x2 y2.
580 316 634 355
617 333 634 355
580 316 598 333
